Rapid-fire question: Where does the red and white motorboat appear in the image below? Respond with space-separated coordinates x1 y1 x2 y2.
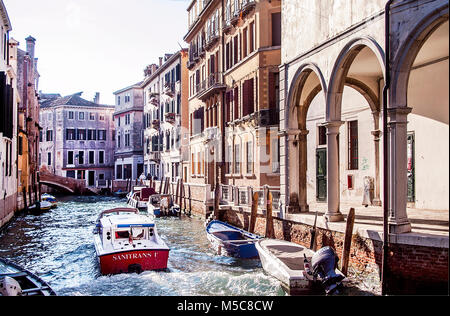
93 208 170 275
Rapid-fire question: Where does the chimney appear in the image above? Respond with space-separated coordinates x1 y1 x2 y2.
159 57 163 67
26 36 36 61
94 92 100 104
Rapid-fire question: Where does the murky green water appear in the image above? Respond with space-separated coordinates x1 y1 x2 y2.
0 195 285 296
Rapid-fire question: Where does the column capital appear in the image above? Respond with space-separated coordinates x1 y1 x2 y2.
387 107 412 124
324 121 344 134
371 129 382 140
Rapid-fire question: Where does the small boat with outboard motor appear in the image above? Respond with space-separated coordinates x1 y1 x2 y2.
41 193 58 208
93 207 170 275
28 200 53 214
147 194 181 218
0 258 57 296
255 239 345 295
206 220 262 259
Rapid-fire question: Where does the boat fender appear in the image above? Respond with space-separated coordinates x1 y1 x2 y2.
0 276 22 296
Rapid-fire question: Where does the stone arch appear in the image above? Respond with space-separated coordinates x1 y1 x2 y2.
285 63 327 213
391 4 449 107
386 5 448 233
326 36 385 122
323 36 386 221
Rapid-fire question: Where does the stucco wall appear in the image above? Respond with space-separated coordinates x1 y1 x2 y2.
282 0 386 64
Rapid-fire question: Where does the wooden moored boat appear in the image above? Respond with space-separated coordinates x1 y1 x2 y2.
127 186 156 210
93 208 170 275
148 194 180 218
206 220 262 259
41 193 58 208
256 239 345 295
0 258 56 296
28 201 53 214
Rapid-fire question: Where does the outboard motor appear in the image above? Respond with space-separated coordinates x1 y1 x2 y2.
0 276 22 296
311 246 344 295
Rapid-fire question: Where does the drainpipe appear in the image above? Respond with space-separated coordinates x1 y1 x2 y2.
382 0 394 296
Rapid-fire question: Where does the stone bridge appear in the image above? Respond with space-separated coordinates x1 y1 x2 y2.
39 171 94 195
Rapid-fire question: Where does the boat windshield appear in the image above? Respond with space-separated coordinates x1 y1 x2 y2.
115 231 130 239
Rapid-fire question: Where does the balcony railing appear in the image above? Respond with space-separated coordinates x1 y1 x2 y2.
165 112 176 124
196 73 226 100
148 152 161 162
164 82 175 97
241 0 256 15
151 119 160 129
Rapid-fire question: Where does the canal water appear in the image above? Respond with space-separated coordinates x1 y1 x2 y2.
0 195 285 296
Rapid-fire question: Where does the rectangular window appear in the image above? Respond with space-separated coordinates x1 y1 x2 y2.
98 130 107 141
243 27 248 58
233 36 238 65
68 111 74 120
89 112 95 121
66 170 76 179
89 151 95 164
249 22 255 52
78 112 85 120
227 145 232 174
242 78 254 117
77 170 85 180
68 151 74 165
116 165 123 179
271 12 281 46
66 128 76 140
348 120 359 170
78 151 85 165
272 138 280 173
46 130 53 142
234 144 240 174
318 126 327 146
99 151 105 164
18 136 23 155
77 129 86 141
234 87 239 120
88 129 97 141
246 141 253 174
48 152 52 166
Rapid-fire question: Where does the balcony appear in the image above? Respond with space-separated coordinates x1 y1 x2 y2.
165 112 176 124
197 73 226 101
223 19 232 34
148 152 161 162
187 59 196 70
149 96 159 107
205 33 220 51
151 119 160 129
241 0 256 16
258 108 280 126
164 82 175 97
205 126 219 142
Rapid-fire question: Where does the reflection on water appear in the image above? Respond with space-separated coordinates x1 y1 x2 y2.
0 195 285 296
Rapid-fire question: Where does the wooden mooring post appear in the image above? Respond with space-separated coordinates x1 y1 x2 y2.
188 185 192 216
213 183 220 220
248 191 259 234
265 186 275 239
341 208 355 276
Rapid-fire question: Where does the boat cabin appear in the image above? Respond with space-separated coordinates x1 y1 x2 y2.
94 208 157 251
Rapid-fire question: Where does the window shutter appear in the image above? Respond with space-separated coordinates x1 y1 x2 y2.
234 87 239 120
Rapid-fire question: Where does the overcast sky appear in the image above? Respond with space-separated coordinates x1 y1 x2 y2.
3 0 190 105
